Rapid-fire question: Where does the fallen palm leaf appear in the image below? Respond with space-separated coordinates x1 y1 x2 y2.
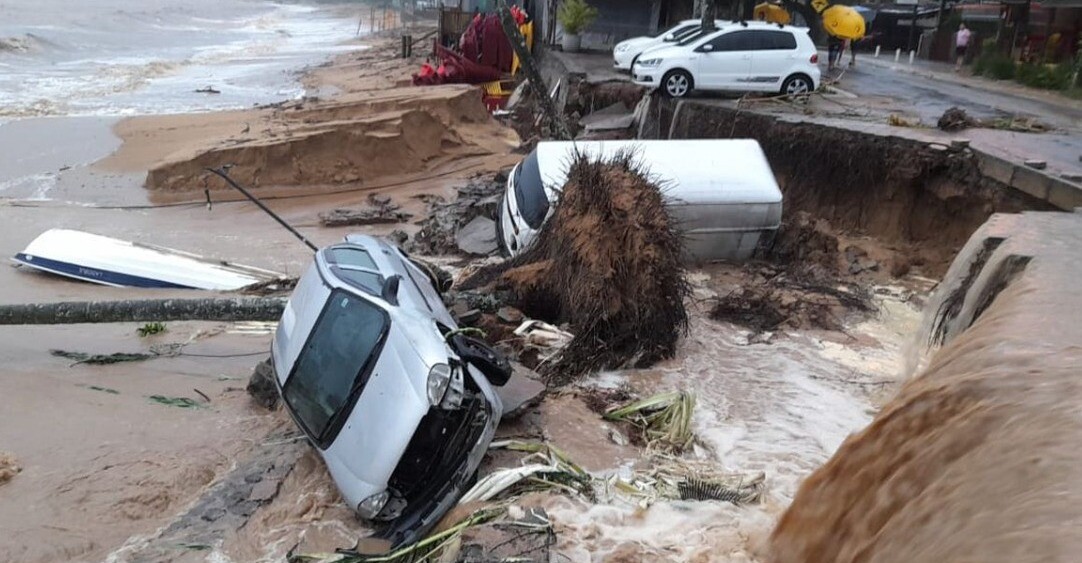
52 349 156 366
148 395 204 409
604 391 696 453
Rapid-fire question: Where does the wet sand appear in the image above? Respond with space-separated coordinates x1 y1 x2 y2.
0 33 518 562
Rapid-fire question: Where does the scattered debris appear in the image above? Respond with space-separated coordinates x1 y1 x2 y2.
136 322 167 337
239 277 298 295
148 395 205 409
513 320 573 350
496 306 523 324
194 86 221 94
845 245 880 275
1024 159 1047 170
411 176 505 255
51 349 156 366
937 107 977 132
455 216 499 256
604 455 765 508
318 193 412 227
1062 172 1082 183
887 114 917 127
495 363 547 419
83 384 120 395
604 391 696 453
0 452 19 485
710 274 875 334
247 357 279 409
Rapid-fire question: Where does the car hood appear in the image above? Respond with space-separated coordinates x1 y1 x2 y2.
616 36 655 50
637 44 686 60
319 319 436 509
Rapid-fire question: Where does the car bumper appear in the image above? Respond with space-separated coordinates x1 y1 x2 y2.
372 367 503 549
631 66 661 87
613 51 634 70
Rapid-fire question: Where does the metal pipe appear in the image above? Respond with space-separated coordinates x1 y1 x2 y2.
205 167 319 253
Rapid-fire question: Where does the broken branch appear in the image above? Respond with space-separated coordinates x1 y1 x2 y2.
0 298 286 325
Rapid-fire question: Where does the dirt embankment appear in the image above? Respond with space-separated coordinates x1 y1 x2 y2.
109 85 516 194
770 211 1082 563
101 38 518 196
652 101 1053 277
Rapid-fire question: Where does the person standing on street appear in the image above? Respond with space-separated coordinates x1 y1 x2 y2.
955 23 972 71
828 35 843 71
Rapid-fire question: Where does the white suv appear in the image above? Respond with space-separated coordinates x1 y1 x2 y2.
632 22 820 98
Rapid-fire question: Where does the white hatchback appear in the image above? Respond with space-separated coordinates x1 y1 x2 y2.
632 22 820 98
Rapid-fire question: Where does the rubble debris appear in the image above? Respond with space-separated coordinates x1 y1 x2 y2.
887 114 917 127
247 358 279 409
411 176 505 255
710 275 874 334
495 363 546 419
514 320 573 349
0 451 20 486
194 86 221 94
1024 159 1047 170
455 216 499 255
317 193 412 227
496 306 523 324
844 245 880 275
239 277 298 296
486 152 689 383
148 395 205 409
763 211 841 278
603 391 696 453
388 229 409 245
937 106 977 131
122 435 306 562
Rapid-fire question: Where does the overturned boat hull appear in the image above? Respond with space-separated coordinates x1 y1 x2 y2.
12 229 284 290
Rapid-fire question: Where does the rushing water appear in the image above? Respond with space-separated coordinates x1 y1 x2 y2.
771 211 1082 563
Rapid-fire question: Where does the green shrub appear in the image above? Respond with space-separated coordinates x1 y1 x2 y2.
983 54 1016 80
558 0 598 35
1016 62 1072 90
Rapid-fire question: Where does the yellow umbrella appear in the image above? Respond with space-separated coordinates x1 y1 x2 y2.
821 5 866 40
754 3 791 25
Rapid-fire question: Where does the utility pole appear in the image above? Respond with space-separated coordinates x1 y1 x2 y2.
495 0 571 140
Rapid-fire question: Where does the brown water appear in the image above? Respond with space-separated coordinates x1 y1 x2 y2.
771 211 1082 563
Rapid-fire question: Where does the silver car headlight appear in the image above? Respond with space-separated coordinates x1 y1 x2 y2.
638 58 663 67
615 43 630 52
357 490 390 519
426 363 452 405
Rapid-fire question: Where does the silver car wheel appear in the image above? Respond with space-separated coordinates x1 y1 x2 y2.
785 77 811 95
666 73 690 97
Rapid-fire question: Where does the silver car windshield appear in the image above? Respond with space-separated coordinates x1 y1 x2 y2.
283 290 389 443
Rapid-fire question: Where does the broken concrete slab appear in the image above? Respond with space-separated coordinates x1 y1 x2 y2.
496 363 547 419
318 206 412 227
455 216 499 256
580 101 635 132
496 306 524 324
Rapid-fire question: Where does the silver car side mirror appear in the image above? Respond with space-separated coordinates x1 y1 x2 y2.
701 43 714 52
382 275 401 306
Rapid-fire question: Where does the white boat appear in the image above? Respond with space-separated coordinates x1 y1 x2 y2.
12 229 286 290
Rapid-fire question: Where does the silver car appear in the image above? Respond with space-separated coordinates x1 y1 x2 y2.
271 234 508 548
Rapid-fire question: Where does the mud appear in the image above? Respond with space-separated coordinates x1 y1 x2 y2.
771 211 1082 563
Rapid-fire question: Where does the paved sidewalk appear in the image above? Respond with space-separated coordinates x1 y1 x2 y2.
853 54 1082 116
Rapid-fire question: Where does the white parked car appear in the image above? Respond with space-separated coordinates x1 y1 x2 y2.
632 22 820 98
612 19 726 71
